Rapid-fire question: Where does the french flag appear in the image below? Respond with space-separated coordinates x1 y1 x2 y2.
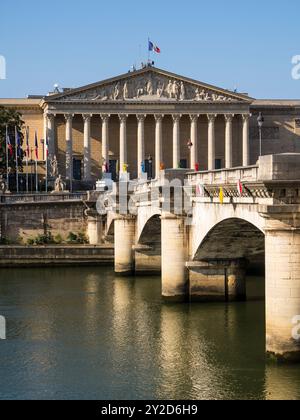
34 131 39 160
26 127 30 158
6 129 13 157
148 40 161 54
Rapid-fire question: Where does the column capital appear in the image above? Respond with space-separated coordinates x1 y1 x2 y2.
118 114 128 123
136 114 147 122
64 113 74 122
100 114 111 122
207 114 217 122
82 113 92 122
45 112 56 121
242 113 250 122
154 114 164 122
190 114 199 123
224 114 235 123
172 114 182 123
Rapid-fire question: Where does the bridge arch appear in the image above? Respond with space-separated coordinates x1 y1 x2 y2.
193 217 265 264
135 214 162 275
191 202 265 260
136 208 162 244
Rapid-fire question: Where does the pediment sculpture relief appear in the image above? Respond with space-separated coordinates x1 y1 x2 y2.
61 73 237 103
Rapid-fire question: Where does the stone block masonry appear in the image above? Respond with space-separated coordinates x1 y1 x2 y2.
0 245 114 267
0 201 87 244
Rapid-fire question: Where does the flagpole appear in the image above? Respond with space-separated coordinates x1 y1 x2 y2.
45 139 48 194
26 127 29 194
5 125 9 191
36 159 38 193
35 131 38 193
15 127 19 194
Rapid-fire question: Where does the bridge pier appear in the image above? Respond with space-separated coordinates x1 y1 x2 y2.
134 244 161 275
114 215 136 275
263 209 300 362
187 259 247 302
161 213 189 302
87 213 104 245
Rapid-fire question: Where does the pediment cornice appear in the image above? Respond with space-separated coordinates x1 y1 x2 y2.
43 67 253 106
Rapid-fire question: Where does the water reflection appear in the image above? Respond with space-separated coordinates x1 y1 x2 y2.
0 268 299 400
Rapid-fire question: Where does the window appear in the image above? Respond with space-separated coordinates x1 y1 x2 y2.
109 160 117 181
215 159 222 170
179 159 188 169
73 158 82 181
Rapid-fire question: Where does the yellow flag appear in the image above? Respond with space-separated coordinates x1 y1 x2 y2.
219 187 224 204
123 164 128 173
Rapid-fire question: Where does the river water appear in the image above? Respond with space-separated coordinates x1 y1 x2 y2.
0 267 300 400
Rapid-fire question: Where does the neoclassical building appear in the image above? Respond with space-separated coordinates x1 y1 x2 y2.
1 66 300 186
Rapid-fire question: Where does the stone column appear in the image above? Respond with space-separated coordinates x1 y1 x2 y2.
263 213 300 362
86 211 104 245
83 114 92 181
190 114 199 170
225 114 234 169
119 114 128 172
172 114 181 169
114 215 136 275
154 114 164 178
101 114 110 171
207 114 217 171
43 113 48 161
137 114 146 178
242 114 250 167
45 113 55 159
161 213 189 302
64 114 74 181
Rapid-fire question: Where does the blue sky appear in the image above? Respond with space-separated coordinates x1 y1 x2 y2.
0 0 300 99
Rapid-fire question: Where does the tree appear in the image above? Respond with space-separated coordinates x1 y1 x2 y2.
0 105 25 177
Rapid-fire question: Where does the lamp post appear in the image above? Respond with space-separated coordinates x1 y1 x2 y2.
148 155 153 180
257 112 264 157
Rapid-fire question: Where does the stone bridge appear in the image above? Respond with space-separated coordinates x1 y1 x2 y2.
104 154 300 362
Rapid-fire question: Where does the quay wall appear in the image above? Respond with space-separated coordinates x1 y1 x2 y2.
0 245 114 267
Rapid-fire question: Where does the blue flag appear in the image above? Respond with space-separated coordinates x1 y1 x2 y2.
148 41 154 52
141 161 146 173
15 130 22 157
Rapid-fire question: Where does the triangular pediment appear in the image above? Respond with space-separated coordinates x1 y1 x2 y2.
45 67 253 104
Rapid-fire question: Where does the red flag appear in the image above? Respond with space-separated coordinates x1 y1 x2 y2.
237 180 243 196
6 129 13 157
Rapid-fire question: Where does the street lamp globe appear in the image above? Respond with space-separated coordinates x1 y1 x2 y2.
257 112 264 128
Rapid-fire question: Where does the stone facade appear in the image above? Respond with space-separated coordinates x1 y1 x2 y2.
1 67 299 187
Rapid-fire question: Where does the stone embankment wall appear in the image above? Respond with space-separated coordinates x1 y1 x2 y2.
0 201 87 244
0 245 114 267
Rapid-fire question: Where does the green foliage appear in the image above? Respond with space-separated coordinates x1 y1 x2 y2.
66 231 88 244
66 232 78 244
54 234 63 244
33 232 55 245
0 105 25 176
25 231 89 246
0 236 10 245
77 232 88 244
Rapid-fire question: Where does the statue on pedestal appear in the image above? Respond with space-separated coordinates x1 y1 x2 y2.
54 175 66 193
50 155 59 178
0 175 8 194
